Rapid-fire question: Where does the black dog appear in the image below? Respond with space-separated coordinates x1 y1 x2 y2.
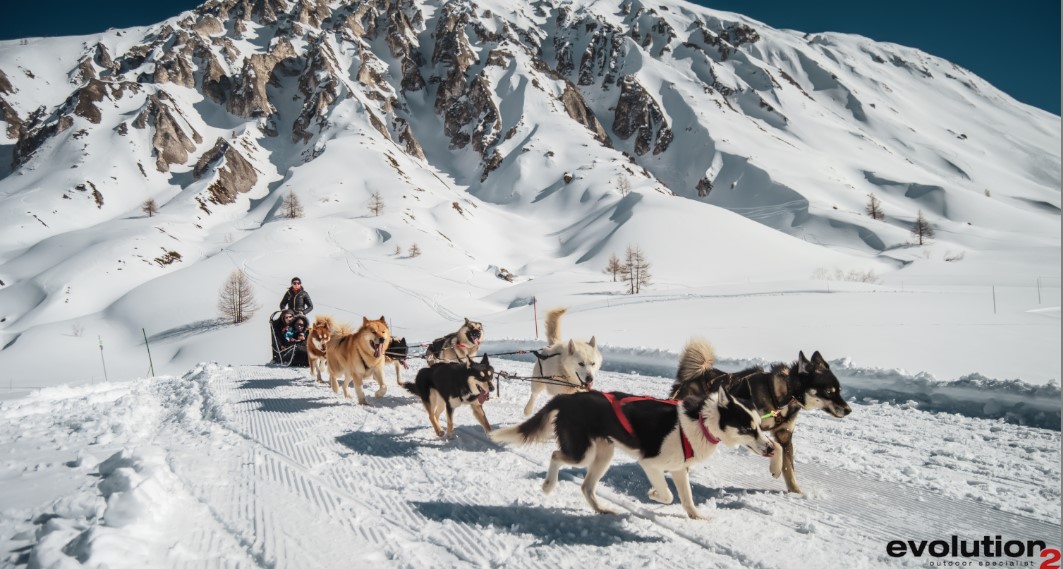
385 336 409 386
670 338 851 494
402 355 494 437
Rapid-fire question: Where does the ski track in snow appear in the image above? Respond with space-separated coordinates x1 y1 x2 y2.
0 360 1058 568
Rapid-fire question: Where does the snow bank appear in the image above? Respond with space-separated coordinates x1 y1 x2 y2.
480 340 1062 430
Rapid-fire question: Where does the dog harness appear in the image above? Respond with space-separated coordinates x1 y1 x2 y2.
599 392 720 462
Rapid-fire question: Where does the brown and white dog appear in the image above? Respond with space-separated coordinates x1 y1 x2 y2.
307 315 335 384
326 316 391 405
425 318 484 364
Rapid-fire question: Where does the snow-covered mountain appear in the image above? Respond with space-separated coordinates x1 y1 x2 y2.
0 0 1058 393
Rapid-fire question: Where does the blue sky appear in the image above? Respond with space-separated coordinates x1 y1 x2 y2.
1 1 1059 115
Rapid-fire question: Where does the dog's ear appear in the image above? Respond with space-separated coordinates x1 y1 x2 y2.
810 351 826 366
480 354 489 366
379 315 387 325
798 351 810 374
464 317 471 325
589 336 597 348
568 339 576 355
362 317 369 326
715 387 730 407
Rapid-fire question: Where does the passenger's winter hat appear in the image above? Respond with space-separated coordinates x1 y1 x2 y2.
291 276 301 284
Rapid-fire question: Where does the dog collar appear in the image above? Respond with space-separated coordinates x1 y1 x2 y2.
697 415 722 446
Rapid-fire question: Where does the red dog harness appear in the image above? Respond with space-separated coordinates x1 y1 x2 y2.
599 392 720 461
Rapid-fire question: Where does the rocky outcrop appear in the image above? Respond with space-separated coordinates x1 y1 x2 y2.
192 14 225 36
696 176 713 197
293 0 331 28
92 42 113 69
431 2 502 172
13 108 72 168
72 79 110 124
0 67 13 95
393 117 424 160
559 82 610 146
226 38 295 119
577 20 625 86
0 97 20 139
193 137 257 206
613 76 672 156
383 1 425 92
292 35 342 143
693 18 760 62
133 92 202 172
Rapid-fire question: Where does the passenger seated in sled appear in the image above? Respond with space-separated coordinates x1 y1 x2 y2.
270 310 309 367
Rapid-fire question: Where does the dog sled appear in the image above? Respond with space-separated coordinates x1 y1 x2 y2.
269 310 309 367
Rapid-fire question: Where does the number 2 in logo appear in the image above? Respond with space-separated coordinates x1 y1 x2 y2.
1041 547 1062 569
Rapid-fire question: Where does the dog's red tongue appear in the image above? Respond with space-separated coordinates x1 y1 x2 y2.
373 341 382 357
477 390 490 404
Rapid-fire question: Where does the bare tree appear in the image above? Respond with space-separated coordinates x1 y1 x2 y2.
617 176 631 197
217 269 259 324
142 199 159 217
368 190 385 216
865 193 884 220
408 243 421 257
911 210 935 245
281 192 304 219
603 253 623 282
393 244 402 255
620 245 652 294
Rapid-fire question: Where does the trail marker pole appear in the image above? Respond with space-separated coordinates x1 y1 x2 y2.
1037 277 1042 304
532 296 539 339
142 328 155 376
98 335 109 382
992 286 997 314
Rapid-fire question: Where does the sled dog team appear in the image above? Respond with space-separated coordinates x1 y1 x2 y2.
301 306 851 519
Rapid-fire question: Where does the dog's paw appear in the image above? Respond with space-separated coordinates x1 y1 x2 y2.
542 479 558 495
685 508 706 521
358 399 372 406
374 388 387 398
648 488 673 504
434 429 445 437
593 507 618 516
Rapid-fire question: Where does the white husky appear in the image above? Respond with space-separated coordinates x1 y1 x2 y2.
523 307 602 416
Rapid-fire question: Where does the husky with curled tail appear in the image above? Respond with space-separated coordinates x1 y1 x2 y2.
522 307 602 416
670 337 852 494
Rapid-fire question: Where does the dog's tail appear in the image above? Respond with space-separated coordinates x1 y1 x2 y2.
490 407 558 446
334 322 355 336
678 337 716 384
544 307 567 345
314 314 336 332
401 381 422 399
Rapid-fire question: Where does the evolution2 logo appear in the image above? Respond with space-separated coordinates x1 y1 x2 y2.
886 536 1060 567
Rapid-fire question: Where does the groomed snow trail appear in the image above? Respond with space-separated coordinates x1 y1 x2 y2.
1 361 1058 568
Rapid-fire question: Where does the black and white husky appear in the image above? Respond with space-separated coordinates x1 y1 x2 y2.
491 388 775 519
670 338 852 494
403 355 495 438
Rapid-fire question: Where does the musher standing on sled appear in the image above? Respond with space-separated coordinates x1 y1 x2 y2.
279 276 313 316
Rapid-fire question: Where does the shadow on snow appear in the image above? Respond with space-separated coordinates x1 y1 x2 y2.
411 501 661 546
